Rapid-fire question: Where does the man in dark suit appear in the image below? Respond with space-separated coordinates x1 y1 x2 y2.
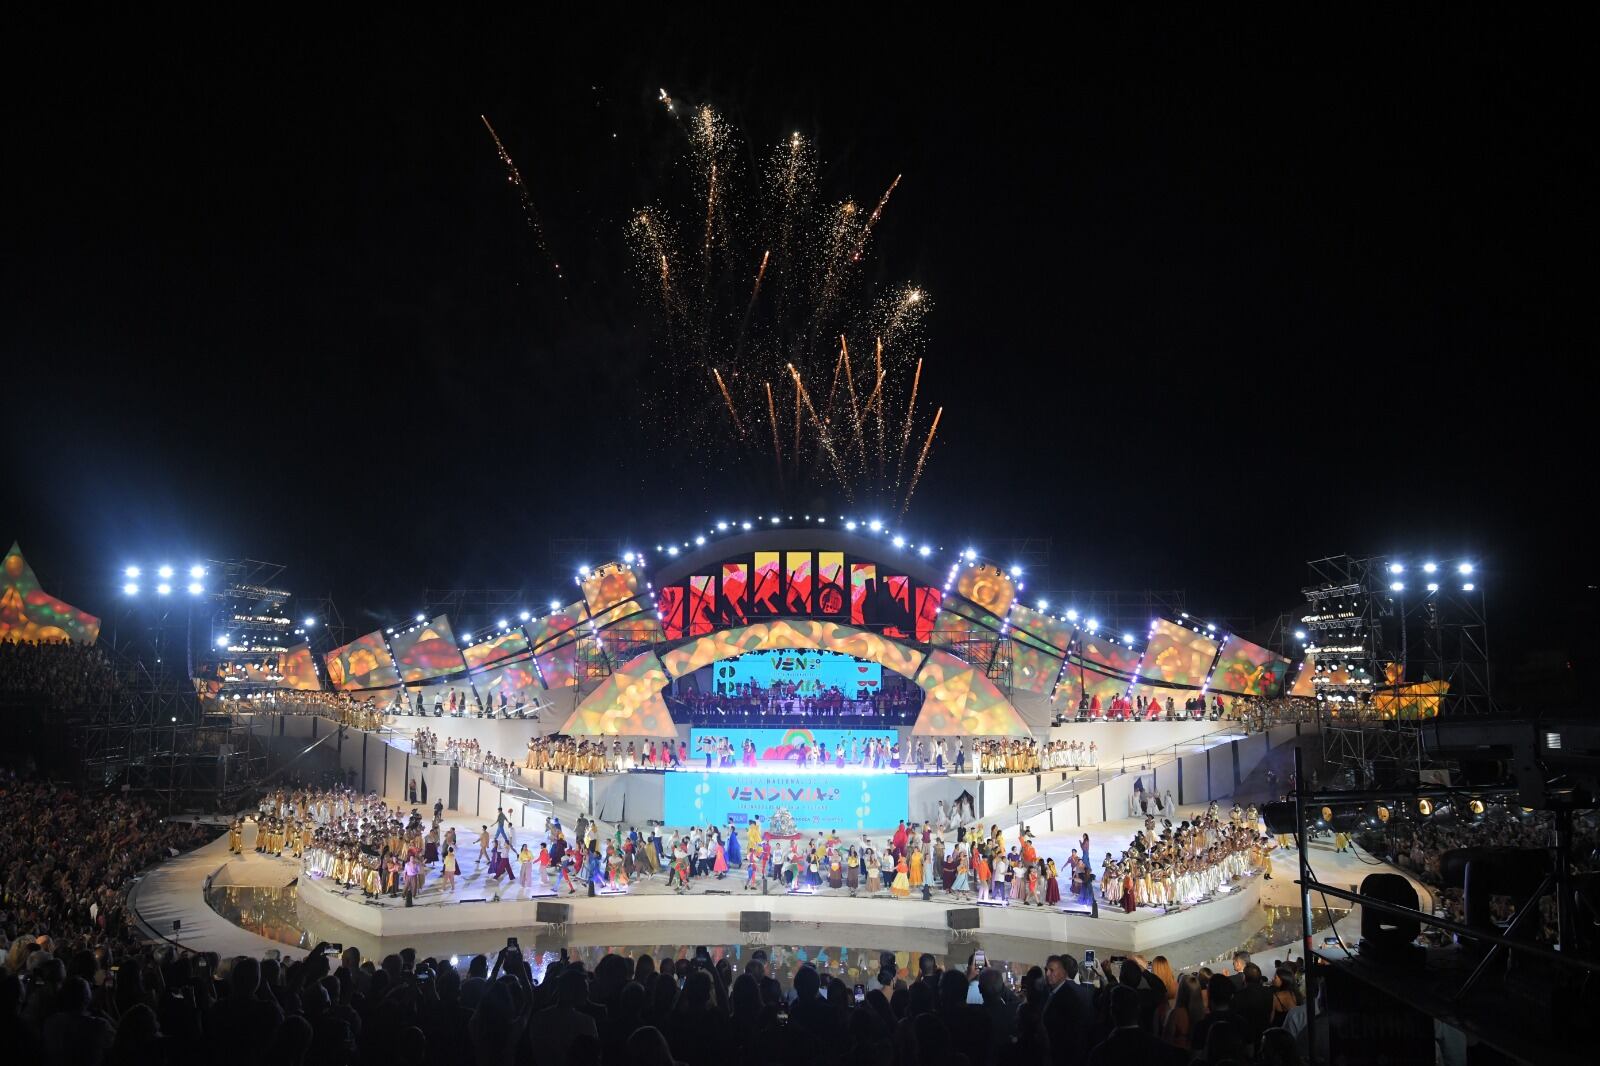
1043 955 1098 1066
1231 963 1275 1046
1086 986 1185 1066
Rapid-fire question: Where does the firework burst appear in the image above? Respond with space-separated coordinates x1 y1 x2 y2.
625 98 943 512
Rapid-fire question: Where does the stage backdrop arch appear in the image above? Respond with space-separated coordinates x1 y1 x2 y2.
559 619 1029 738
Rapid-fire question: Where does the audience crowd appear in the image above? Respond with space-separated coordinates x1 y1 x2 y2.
0 640 127 709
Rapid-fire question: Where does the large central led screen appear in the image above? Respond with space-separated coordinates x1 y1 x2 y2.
664 769 908 832
711 649 882 697
688 727 898 764
1138 619 1220 687
389 615 465 683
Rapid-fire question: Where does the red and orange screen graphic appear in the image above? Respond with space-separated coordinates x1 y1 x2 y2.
581 566 643 628
389 615 466 683
751 552 782 615
463 630 531 672
721 563 749 624
1079 636 1142 676
1209 635 1291 697
816 552 845 615
1138 620 1220 687
784 552 813 613
657 586 685 641
883 575 911 637
687 576 715 637
915 587 942 642
849 563 875 626
325 631 400 691
277 643 322 691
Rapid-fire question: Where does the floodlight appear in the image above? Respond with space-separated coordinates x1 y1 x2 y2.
157 583 172 596
189 565 205 578
1390 581 1405 592
716 521 728 530
964 548 977 560
741 521 752 530
1427 582 1439 592
549 599 561 610
123 582 139 595
623 551 636 563
1294 630 1307 640
1206 623 1216 631
1037 599 1048 609
771 516 781 524
304 618 315 627
1086 618 1099 630
216 636 229 648
125 566 141 578
1462 582 1475 591
892 536 905 548
1009 565 1022 577
187 582 204 595
919 545 931 557
1458 562 1474 574
1066 609 1078 621
415 613 425 622
497 618 508 628
846 521 857 530
695 536 705 546
1122 633 1135 643
869 519 882 531
1388 562 1404 574
667 546 679 556
519 611 530 621
576 563 589 574
1423 562 1437 573
158 565 175 579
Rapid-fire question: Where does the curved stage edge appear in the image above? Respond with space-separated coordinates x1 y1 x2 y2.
294 865 1264 955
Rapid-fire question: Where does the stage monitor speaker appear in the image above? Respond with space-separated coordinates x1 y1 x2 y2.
1261 801 1298 835
1357 873 1423 965
536 902 573 924
946 908 980 931
739 911 772 933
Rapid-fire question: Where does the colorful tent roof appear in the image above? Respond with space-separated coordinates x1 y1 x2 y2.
1 543 101 644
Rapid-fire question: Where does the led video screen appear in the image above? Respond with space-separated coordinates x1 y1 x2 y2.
784 552 813 613
581 565 645 629
664 769 908 833
1209 634 1291 697
658 586 685 641
954 563 1016 620
688 727 898 763
463 630 531 672
910 649 1030 737
882 576 912 637
527 602 587 652
1128 684 1200 712
1007 606 1075 656
277 643 322 691
1010 641 1066 696
325 630 400 691
472 657 540 706
1 543 101 644
605 612 665 646
1051 666 1084 709
1079 636 1141 676
389 615 465 683
535 642 582 689
688 576 716 637
915 587 942 642
1137 619 1219 687
816 551 846 615
1075 664 1132 707
1289 653 1317 698
660 620 925 681
720 563 749 625
751 552 782 615
712 649 882 697
561 650 674 736
849 563 875 626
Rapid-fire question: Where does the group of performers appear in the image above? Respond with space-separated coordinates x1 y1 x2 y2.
1098 802 1274 912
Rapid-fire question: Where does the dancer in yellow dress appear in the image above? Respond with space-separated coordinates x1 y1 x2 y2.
891 856 911 898
909 846 923 889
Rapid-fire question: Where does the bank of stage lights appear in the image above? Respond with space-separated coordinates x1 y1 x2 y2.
122 563 208 598
1384 559 1477 593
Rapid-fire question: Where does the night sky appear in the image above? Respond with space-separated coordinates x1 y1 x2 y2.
4 19 1593 693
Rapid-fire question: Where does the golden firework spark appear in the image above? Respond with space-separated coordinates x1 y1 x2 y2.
713 368 744 438
897 356 923 486
901 405 943 514
479 114 562 282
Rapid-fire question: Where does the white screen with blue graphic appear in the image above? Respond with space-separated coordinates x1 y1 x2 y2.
688 727 897 763
664 769 909 832
712 649 881 696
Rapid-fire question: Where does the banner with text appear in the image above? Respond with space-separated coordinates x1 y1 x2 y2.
664 769 908 832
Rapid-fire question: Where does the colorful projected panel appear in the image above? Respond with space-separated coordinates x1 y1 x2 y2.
713 649 882 697
277 643 322 691
1076 664 1133 708
664 770 907 832
915 587 942 642
581 565 644 629
849 563 875 626
751 551 782 615
535 642 582 689
1 542 101 644
463 630 531 672
1079 636 1141 676
660 620 926 681
325 631 400 691
605 612 665 646
816 551 846 615
954 563 1016 620
1289 653 1317 698
687 576 716 637
784 552 813 614
526 603 587 652
1128 684 1199 712
472 657 540 706
720 563 749 625
561 650 675 737
1209 634 1291 697
1006 606 1075 655
658 586 685 641
1138 620 1220 687
1051 666 1083 709
911 649 1030 737
1010 641 1066 696
389 615 466 683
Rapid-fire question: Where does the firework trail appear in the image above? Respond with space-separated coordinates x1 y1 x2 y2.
658 88 676 114
901 406 943 515
629 210 678 320
840 336 866 464
765 381 784 489
896 357 923 487
713 369 744 438
870 338 886 477
731 250 769 362
790 365 852 499
850 174 901 264
479 115 563 283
